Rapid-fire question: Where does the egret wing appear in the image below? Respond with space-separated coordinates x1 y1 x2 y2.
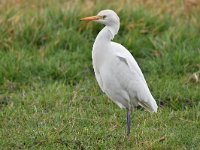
111 42 158 112
112 43 146 83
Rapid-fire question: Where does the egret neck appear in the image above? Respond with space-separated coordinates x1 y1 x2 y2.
96 23 119 40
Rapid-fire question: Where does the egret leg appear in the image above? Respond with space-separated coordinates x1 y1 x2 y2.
127 108 132 136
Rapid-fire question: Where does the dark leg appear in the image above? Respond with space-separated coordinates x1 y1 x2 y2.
127 108 131 136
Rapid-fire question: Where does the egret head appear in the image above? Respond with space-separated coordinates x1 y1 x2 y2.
80 9 120 26
80 10 120 36
96 10 120 26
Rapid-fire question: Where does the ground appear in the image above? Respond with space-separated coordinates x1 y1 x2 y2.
0 0 200 149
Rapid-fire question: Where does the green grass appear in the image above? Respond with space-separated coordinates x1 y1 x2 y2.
0 0 200 149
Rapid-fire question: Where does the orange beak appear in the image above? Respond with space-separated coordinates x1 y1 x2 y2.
80 16 102 21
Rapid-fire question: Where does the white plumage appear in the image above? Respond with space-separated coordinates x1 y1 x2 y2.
81 10 158 135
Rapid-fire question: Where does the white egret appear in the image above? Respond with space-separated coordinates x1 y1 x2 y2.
80 10 158 136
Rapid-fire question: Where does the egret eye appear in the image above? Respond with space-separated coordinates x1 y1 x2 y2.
102 15 107 19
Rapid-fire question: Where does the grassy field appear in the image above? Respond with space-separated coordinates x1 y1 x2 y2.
0 0 200 149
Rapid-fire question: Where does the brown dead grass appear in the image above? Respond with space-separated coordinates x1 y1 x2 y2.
1 0 199 14
0 0 199 26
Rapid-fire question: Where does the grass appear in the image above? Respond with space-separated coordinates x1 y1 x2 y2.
0 0 200 149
